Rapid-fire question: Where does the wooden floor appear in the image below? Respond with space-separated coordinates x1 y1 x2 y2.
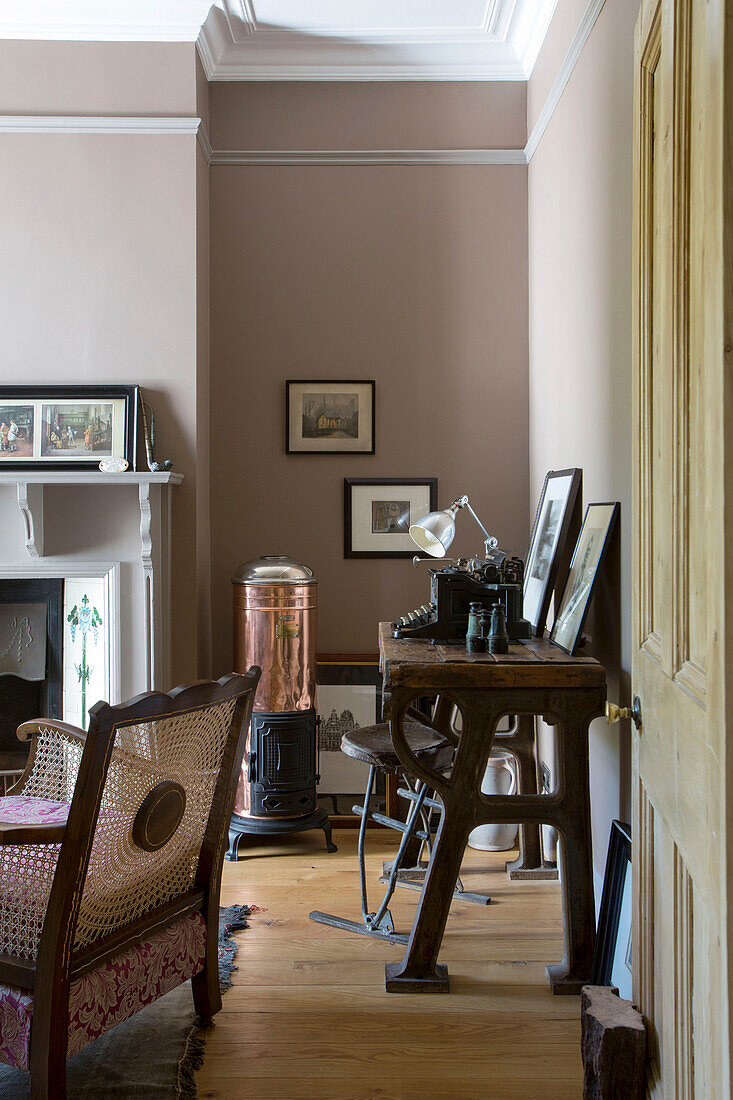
196 829 584 1100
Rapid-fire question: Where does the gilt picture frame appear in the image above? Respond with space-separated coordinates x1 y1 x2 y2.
523 468 582 637
0 385 138 471
286 380 375 454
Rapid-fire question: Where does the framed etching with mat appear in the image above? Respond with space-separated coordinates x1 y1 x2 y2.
344 478 438 558
286 380 375 454
316 654 398 826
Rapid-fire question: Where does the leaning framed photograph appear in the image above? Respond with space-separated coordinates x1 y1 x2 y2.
0 385 138 471
344 477 438 559
524 468 582 636
316 653 396 826
549 501 619 655
592 820 632 999
286 379 375 454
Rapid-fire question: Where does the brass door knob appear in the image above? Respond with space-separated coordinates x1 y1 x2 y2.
606 695 642 730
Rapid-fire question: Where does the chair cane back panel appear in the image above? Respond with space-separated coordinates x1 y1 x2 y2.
73 697 238 949
0 727 85 961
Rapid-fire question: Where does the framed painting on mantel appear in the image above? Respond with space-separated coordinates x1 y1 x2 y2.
286 380 375 454
0 385 138 471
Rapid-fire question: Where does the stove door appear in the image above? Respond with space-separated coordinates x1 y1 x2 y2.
250 709 317 817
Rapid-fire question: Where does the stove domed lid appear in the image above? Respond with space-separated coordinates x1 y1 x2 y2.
231 555 316 585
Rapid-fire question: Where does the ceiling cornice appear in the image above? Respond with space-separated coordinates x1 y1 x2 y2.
197 0 558 81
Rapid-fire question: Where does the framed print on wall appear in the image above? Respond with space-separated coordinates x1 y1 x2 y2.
0 385 138 471
344 477 438 558
286 380 375 454
523 468 582 636
549 501 619 655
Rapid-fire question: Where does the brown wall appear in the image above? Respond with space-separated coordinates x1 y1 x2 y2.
208 83 530 669
528 0 639 874
210 81 527 150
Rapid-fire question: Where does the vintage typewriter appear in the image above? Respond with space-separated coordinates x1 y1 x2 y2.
392 549 531 643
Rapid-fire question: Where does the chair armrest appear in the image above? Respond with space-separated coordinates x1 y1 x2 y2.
0 820 66 846
10 719 87 797
16 719 87 745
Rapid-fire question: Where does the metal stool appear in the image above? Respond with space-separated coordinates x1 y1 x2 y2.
309 710 488 945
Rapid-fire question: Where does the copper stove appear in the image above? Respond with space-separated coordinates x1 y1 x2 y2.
226 555 336 859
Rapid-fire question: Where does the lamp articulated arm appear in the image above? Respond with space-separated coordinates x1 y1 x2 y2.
451 495 498 556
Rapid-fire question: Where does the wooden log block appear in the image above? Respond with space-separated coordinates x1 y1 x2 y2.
581 985 646 1100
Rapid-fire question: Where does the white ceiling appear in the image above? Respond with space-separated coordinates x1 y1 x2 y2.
0 0 559 80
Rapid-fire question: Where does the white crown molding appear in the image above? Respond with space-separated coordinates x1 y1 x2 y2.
0 115 201 136
513 0 559 77
197 0 556 81
207 62 528 81
211 147 526 166
525 0 606 161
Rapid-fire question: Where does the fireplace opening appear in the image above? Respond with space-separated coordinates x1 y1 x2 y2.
0 578 63 783
0 573 111 787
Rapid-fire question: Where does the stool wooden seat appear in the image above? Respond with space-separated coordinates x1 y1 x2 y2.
341 719 454 774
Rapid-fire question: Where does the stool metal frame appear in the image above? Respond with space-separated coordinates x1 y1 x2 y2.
309 703 490 945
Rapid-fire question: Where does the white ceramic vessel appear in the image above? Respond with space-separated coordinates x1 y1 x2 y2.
467 748 518 851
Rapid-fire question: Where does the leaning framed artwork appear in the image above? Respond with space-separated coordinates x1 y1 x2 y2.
523 468 582 636
550 501 619 654
286 380 375 454
316 653 396 826
592 820 632 999
0 385 138 470
344 477 438 558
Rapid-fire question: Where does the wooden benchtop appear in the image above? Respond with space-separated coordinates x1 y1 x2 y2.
379 622 605 690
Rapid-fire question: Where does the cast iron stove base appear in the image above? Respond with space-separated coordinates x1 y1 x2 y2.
226 806 337 861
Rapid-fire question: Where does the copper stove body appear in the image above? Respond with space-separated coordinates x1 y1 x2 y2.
227 555 336 860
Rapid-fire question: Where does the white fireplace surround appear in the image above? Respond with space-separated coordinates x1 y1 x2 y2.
0 471 182 702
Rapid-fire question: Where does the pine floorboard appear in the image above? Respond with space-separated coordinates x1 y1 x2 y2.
196 829 584 1100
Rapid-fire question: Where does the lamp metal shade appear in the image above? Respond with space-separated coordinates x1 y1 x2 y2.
409 508 457 558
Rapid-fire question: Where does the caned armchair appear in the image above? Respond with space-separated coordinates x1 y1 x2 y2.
0 670 260 1100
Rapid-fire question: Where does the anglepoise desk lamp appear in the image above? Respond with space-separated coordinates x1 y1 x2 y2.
409 494 498 561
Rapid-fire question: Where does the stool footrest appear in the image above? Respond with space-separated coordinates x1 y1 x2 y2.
352 805 430 840
397 787 443 812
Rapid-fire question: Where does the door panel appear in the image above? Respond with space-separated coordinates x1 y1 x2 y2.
632 0 729 1095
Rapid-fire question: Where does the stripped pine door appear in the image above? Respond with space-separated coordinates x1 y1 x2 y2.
632 0 733 1095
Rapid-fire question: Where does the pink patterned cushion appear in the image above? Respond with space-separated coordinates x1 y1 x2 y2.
0 910 207 1070
0 796 70 826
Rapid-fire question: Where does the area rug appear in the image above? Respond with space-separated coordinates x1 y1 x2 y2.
0 904 255 1099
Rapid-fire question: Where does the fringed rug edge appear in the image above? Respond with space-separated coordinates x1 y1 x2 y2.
176 903 258 1100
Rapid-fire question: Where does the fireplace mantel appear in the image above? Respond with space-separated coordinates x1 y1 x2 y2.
0 471 183 560
0 471 183 693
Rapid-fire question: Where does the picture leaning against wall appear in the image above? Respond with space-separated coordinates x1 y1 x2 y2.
523 468 582 636
549 501 619 655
